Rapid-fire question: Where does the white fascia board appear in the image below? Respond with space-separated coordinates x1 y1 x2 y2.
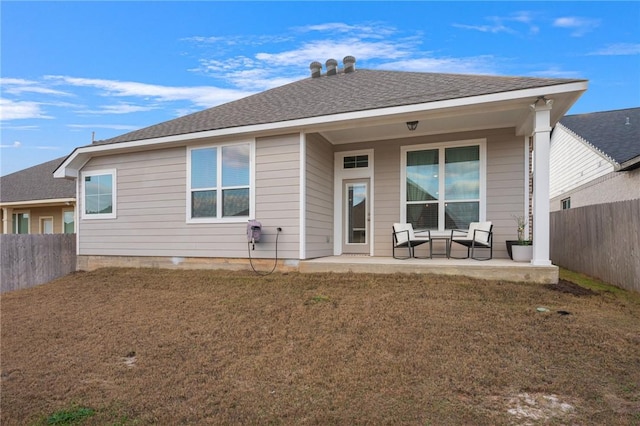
55 81 588 175
0 198 76 207
54 152 90 179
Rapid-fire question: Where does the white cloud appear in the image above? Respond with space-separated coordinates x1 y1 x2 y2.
67 123 141 131
77 103 159 115
453 21 513 34
44 76 255 108
0 98 51 120
378 56 498 75
588 43 640 56
0 141 22 148
553 16 600 37
255 38 412 66
453 12 540 35
297 22 396 38
529 67 583 79
0 78 71 96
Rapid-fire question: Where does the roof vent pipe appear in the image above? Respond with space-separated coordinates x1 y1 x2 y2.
309 61 322 78
326 58 338 76
343 56 356 73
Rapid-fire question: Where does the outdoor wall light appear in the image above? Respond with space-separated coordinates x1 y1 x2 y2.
406 121 419 131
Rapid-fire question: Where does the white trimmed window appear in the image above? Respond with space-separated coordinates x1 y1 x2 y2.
401 140 486 231
63 209 75 233
187 142 253 223
12 211 30 234
81 169 116 219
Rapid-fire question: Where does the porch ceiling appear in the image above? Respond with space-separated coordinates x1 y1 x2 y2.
317 88 582 145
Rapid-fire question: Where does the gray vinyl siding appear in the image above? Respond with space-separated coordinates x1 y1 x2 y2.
79 137 302 259
335 128 524 258
305 133 334 258
254 134 300 259
485 129 526 259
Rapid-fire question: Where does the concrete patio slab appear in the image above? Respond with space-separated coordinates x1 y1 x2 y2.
300 256 559 284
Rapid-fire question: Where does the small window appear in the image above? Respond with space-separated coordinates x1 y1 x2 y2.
561 197 571 210
82 170 116 219
63 210 75 233
343 155 369 169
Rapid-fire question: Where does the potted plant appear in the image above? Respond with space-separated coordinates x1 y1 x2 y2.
507 215 533 262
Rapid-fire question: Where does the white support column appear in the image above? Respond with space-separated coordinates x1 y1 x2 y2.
2 207 12 234
531 98 553 266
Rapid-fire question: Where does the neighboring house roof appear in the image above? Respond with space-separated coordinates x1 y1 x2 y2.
93 69 586 146
0 157 76 203
558 107 640 170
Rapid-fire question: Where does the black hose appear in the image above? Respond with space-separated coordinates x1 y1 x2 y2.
248 228 280 276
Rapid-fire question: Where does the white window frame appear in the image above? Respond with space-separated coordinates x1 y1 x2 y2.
12 209 30 234
334 149 375 255
401 139 486 231
186 140 255 224
81 169 117 220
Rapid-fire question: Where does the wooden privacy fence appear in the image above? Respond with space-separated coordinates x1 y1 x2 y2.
1 234 76 293
550 199 640 292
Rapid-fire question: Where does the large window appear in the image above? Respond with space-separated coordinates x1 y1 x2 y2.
82 170 116 219
188 142 252 222
403 141 484 231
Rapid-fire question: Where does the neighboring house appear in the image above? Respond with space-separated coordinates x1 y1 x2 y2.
550 107 640 211
54 57 587 270
1 157 76 234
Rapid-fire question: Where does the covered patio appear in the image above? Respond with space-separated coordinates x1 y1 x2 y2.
300 255 558 284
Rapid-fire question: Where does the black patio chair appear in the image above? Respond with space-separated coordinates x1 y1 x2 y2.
392 223 431 259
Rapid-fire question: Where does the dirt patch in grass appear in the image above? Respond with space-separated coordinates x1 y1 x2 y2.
2 268 639 425
545 279 599 296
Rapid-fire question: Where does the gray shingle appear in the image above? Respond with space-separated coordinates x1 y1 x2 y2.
0 157 75 203
559 107 640 164
93 69 585 146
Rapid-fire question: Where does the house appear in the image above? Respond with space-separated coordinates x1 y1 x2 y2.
1 157 76 234
54 57 587 274
550 107 640 211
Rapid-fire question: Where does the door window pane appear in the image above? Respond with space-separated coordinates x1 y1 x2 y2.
343 155 369 169
347 184 367 244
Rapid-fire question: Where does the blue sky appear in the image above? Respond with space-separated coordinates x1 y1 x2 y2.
1 1 639 176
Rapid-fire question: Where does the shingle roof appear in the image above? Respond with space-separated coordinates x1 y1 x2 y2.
93 69 585 146
559 107 640 165
0 157 76 203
